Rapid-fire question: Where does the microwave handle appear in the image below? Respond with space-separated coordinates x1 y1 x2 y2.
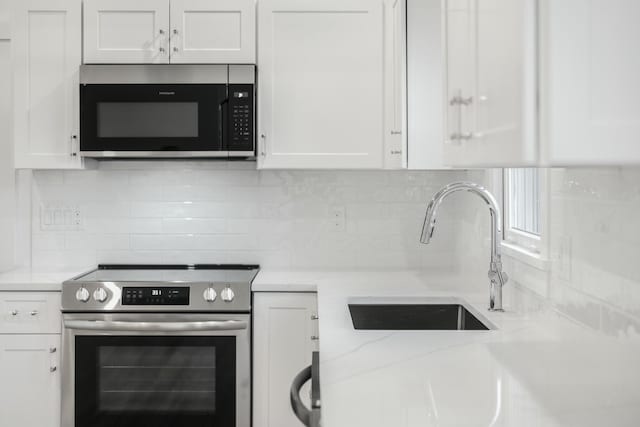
64 319 248 332
219 96 229 150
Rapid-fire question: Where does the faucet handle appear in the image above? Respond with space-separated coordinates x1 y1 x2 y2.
488 270 508 286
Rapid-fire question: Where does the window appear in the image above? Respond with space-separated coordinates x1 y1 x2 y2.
501 168 548 267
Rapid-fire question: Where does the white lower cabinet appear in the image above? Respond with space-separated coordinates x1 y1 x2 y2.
0 334 61 427
0 291 61 427
253 292 319 427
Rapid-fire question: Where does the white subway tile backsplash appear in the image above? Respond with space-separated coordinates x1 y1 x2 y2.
467 167 640 336
31 162 468 270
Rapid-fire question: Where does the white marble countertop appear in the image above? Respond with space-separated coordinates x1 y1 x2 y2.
0 267 89 291
252 270 640 427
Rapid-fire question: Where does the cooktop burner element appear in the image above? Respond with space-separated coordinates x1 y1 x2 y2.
61 264 259 313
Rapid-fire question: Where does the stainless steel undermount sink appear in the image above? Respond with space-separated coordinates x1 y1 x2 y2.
348 297 496 331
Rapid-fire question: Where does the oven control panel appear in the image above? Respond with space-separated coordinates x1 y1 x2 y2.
122 287 190 305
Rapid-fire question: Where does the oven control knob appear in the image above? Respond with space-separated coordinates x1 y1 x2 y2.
203 287 217 303
221 286 235 303
93 287 108 303
75 287 90 303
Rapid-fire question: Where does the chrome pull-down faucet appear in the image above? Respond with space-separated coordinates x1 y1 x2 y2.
421 182 508 311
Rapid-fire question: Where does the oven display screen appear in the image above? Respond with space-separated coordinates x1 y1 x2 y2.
122 287 190 305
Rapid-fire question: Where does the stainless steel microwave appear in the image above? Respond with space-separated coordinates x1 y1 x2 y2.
79 65 255 159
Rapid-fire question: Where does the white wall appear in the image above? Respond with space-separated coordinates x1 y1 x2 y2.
548 168 640 336
461 168 640 337
31 162 469 271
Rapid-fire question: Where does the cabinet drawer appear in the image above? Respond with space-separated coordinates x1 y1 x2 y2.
0 293 61 334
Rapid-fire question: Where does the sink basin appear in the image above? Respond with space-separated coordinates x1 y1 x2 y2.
348 298 494 331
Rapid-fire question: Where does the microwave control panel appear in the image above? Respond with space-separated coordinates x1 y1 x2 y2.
122 287 190 305
228 84 254 152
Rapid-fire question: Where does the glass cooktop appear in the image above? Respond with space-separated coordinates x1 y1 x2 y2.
72 264 259 284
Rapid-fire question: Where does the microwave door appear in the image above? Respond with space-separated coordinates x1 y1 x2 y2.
80 84 227 155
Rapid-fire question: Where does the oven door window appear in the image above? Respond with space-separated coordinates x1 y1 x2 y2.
80 84 227 152
75 336 235 427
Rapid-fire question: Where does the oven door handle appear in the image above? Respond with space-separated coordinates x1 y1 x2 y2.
63 319 248 332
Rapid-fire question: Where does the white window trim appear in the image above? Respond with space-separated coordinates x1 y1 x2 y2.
489 169 550 271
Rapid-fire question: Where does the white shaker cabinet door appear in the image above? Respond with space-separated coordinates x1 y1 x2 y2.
258 0 386 169
253 292 319 427
443 0 537 167
0 335 61 427
169 0 256 64
406 0 448 169
83 0 170 64
540 0 640 165
12 0 84 169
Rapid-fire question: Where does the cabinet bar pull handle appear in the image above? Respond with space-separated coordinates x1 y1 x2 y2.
50 366 57 373
70 135 78 157
311 314 319 320
49 347 57 353
311 335 319 341
450 96 473 106
260 134 267 157
30 310 38 316
450 132 473 141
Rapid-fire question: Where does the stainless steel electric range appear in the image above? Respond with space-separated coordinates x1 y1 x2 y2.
60 264 259 427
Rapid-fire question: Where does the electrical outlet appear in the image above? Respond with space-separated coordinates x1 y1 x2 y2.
330 206 346 232
41 205 83 231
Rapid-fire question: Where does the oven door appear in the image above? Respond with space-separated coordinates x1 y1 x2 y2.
62 313 250 427
80 84 228 157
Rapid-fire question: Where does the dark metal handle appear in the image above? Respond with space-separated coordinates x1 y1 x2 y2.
219 97 229 150
290 365 312 426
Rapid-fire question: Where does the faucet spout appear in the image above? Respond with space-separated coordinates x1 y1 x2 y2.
421 182 508 311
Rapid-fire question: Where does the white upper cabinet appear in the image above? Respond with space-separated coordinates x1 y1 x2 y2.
443 0 640 167
83 0 170 64
258 0 404 169
443 0 537 167
12 0 84 169
540 0 640 166
384 0 407 168
169 0 255 64
406 0 447 169
83 0 256 64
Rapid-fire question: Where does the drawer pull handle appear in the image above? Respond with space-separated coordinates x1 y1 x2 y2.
50 366 57 373
49 347 57 353
311 335 319 341
311 314 319 320
30 310 38 316
10 310 18 316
